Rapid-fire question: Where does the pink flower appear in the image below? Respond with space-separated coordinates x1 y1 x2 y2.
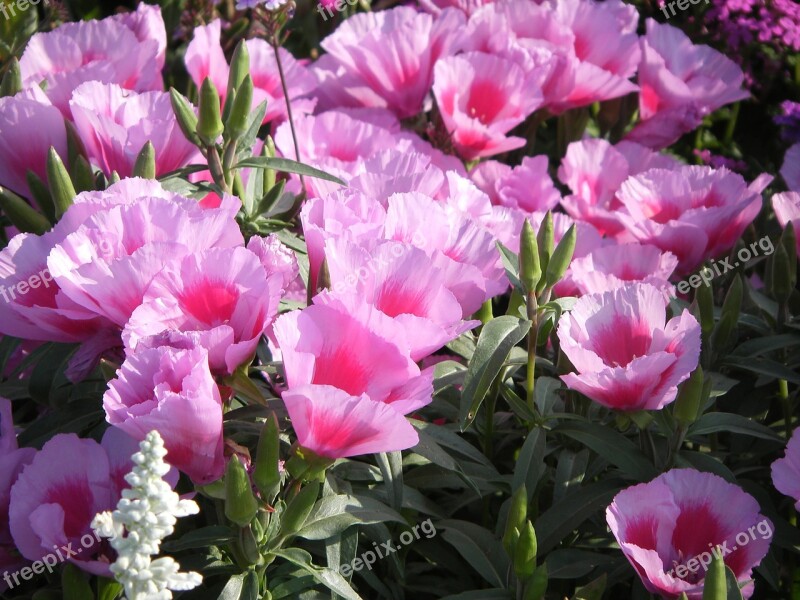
70 82 200 179
637 20 748 127
772 428 800 510
384 192 507 315
607 469 772 599
0 399 36 588
318 6 463 118
112 3 167 79
781 143 800 191
246 234 300 289
103 345 225 484
19 15 163 117
347 150 446 200
470 156 561 212
300 188 387 294
417 0 495 16
8 432 134 575
433 51 543 160
123 247 283 375
273 296 433 416
0 95 68 199
282 384 419 459
47 179 243 329
616 166 765 274
324 238 478 360
557 283 700 411
185 20 317 125
772 192 800 256
548 0 640 110
570 243 678 296
558 138 681 236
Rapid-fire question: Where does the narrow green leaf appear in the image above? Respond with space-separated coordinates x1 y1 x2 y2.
236 156 347 186
460 316 531 430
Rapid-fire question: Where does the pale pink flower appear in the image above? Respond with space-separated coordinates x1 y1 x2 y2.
318 6 464 118
557 283 700 411
384 191 507 315
19 15 163 117
781 143 800 191
570 243 678 296
70 82 200 179
433 51 543 160
417 0 495 16
470 156 561 212
772 192 800 256
772 428 800 510
616 166 765 274
103 345 225 484
8 432 143 575
123 247 283 375
282 384 419 458
558 138 681 236
607 469 772 599
0 95 68 199
636 19 748 141
324 238 478 360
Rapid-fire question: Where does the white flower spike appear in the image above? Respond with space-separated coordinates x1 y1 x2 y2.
92 430 202 600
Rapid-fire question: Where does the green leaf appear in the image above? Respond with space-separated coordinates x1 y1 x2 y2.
512 429 545 500
161 526 235 552
439 520 511 588
553 449 589 503
722 356 800 385
496 241 522 292
572 573 606 600
554 421 658 481
218 573 246 600
460 316 531 430
97 577 122 600
236 157 347 186
439 591 513 600
535 479 623 554
17 402 104 449
688 413 783 443
376 452 403 512
62 563 94 600
271 548 362 600
295 494 406 540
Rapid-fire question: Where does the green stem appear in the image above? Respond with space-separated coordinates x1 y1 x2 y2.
271 33 305 192
723 101 740 145
526 293 538 411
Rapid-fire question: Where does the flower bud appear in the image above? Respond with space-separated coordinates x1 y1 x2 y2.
228 41 251 99
536 211 554 293
253 412 281 503
519 220 541 294
0 58 21 97
513 521 537 580
523 564 547 600
46 147 75 219
502 485 527 556
0 186 50 234
279 480 319 536
545 224 576 288
225 456 259 527
133 141 157 180
197 78 224 146
673 366 704 426
702 550 727 600
169 88 200 145
227 75 254 141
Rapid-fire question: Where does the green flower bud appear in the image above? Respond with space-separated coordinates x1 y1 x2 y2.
0 58 21 97
71 156 96 193
545 224 576 288
45 147 76 219
519 220 541 294
523 564 547 600
536 211 554 294
169 88 200 145
228 41 251 99
673 366 704 425
197 78 224 146
513 521 538 580
694 276 714 336
253 412 281 503
502 485 528 556
25 170 55 223
0 186 50 234
702 550 726 600
710 274 742 351
225 456 259 527
227 75 254 141
132 141 156 180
